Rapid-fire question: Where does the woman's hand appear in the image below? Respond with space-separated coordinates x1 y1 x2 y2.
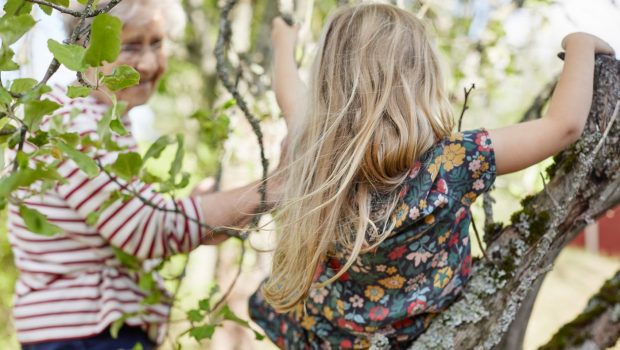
562 32 615 56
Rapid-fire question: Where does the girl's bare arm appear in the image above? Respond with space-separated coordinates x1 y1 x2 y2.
272 17 305 128
488 33 615 175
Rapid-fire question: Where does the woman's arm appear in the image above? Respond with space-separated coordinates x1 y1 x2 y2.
488 33 615 175
56 154 281 258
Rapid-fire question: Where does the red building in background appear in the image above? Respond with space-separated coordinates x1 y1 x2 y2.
572 207 620 256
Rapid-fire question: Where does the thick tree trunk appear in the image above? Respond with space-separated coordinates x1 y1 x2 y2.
409 55 620 350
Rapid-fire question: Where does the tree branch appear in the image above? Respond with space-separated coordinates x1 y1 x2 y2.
215 0 269 228
25 0 123 18
539 270 620 350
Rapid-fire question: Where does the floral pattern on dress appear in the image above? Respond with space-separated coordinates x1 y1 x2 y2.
249 129 496 349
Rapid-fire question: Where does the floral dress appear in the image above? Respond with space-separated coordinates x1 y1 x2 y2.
249 129 496 349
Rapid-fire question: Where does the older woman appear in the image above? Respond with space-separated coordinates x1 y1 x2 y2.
10 1 279 349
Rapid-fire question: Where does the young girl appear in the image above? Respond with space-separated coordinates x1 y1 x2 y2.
250 3 615 349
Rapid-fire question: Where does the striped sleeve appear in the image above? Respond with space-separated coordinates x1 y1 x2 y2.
54 154 207 260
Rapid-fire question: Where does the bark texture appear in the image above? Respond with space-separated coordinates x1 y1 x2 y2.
408 55 620 350
539 270 620 350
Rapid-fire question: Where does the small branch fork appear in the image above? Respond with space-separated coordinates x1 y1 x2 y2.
457 83 475 132
25 0 123 18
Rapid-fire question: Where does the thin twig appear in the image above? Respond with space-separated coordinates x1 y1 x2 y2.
592 100 620 156
539 172 560 209
210 239 246 312
471 216 494 263
76 72 96 89
457 84 475 132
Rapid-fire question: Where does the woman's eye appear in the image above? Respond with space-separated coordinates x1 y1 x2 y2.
150 40 163 50
121 43 142 52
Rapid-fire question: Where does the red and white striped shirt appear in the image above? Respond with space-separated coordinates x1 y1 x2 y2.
8 86 208 344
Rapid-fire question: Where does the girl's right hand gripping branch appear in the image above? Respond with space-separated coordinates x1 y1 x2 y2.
488 33 615 175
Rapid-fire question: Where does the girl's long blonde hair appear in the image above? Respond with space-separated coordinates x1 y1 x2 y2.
263 3 455 312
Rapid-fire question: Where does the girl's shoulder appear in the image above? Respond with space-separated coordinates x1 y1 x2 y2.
390 128 496 232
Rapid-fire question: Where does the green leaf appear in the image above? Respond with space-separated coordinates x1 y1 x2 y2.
19 205 62 236
0 85 12 106
58 132 79 147
0 14 35 46
198 298 211 312
24 99 61 132
10 78 37 94
253 331 265 341
39 3 53 15
112 247 141 270
220 99 236 110
141 171 162 184
67 85 91 98
109 118 128 136
0 124 17 144
27 131 49 147
102 65 140 91
143 136 171 162
189 324 216 341
15 150 28 169
0 166 62 197
169 134 184 179
19 84 52 103
130 343 143 350
218 305 264 340
219 305 250 327
187 309 204 323
110 152 142 180
97 108 113 143
83 14 122 67
138 273 155 291
110 317 126 339
47 39 87 72
3 0 33 16
85 212 100 226
55 140 99 178
176 172 190 189
0 46 19 71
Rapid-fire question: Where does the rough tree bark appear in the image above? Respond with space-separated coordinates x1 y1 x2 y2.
408 55 620 350
539 270 620 350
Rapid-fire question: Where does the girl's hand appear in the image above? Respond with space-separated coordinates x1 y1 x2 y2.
272 17 300 51
562 32 615 56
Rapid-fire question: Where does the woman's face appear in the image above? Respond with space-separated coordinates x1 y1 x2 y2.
93 13 167 110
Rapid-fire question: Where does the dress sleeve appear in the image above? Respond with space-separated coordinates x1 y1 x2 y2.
437 128 496 206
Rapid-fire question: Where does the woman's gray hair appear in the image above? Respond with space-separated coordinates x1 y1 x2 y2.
64 0 186 40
